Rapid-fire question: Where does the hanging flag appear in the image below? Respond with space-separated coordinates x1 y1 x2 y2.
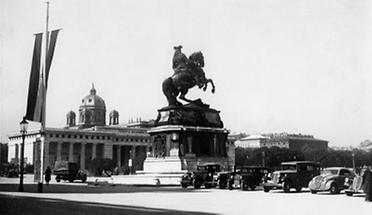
45 29 60 89
25 33 43 122
25 30 60 122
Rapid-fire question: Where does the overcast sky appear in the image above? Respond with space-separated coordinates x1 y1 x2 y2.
1 0 372 147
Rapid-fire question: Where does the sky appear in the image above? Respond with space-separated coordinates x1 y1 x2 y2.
1 0 372 147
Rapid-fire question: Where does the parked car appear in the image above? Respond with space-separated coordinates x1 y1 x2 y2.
53 162 87 183
217 171 231 189
180 163 221 189
263 161 320 193
239 166 268 191
345 174 364 196
308 167 354 194
180 172 193 188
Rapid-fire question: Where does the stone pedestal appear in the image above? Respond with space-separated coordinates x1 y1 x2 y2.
142 124 230 173
135 102 233 185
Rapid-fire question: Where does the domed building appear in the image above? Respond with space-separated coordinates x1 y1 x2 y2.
7 85 153 175
79 85 106 128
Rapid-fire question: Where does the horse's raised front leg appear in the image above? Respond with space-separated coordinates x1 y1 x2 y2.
206 79 215 93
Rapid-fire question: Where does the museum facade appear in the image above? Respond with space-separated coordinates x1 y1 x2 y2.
7 86 152 173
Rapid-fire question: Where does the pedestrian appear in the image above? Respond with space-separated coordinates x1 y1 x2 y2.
362 165 372 202
45 166 51 185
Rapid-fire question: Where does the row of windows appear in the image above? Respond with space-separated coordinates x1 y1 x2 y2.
262 142 288 146
115 138 149 143
48 133 149 143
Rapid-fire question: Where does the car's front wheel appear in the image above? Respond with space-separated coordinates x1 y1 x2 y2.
241 182 248 191
310 190 317 194
263 186 270 192
330 183 339 194
68 177 74 183
346 192 353 196
193 180 202 189
283 182 291 193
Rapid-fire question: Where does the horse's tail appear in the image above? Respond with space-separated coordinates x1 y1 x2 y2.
162 77 177 105
162 77 173 94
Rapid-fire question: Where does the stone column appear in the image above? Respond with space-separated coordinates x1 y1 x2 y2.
80 142 86 170
44 141 50 168
68 142 74 162
131 145 136 159
187 135 193 153
57 142 62 161
117 145 121 167
103 144 113 159
92 143 97 160
165 135 171 157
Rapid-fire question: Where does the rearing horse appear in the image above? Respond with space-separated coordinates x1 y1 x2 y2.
162 51 215 106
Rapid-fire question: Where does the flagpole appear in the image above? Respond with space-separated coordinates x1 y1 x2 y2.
38 1 49 193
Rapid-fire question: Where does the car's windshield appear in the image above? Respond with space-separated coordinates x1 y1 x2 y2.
321 169 339 175
241 169 252 173
282 165 296 170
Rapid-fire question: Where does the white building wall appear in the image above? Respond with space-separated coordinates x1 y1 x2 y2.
8 132 40 165
7 143 16 163
235 139 261 148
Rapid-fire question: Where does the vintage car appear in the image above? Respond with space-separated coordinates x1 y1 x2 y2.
309 167 354 194
217 171 231 189
345 174 364 196
54 162 87 183
180 163 221 189
239 166 268 191
263 161 320 193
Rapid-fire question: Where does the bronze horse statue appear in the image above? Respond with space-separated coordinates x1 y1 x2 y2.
162 51 215 106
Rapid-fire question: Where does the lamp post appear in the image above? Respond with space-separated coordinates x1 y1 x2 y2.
19 117 28 192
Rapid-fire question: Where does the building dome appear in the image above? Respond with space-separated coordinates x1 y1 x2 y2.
80 86 106 109
79 84 106 127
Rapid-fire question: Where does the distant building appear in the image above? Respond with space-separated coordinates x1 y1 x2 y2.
263 133 328 152
235 134 269 148
235 132 328 152
226 134 239 169
7 86 152 173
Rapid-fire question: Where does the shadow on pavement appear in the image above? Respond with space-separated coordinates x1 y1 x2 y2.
0 194 216 215
0 183 211 194
266 190 310 194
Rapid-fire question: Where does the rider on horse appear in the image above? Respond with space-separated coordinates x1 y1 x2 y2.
172 45 189 74
172 46 201 86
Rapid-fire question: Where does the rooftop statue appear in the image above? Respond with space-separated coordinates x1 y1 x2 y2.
162 45 215 106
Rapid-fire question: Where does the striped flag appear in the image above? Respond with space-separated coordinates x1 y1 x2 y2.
25 30 60 122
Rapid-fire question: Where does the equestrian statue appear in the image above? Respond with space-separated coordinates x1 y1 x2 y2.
162 45 215 106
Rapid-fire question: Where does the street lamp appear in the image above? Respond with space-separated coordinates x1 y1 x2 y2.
19 117 28 192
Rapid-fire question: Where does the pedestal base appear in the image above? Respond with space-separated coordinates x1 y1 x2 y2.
141 156 186 174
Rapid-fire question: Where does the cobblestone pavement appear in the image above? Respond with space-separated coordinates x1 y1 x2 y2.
0 176 371 215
